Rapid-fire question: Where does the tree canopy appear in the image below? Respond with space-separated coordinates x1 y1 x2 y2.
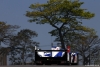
26 0 95 49
0 21 39 65
0 21 20 45
9 29 39 65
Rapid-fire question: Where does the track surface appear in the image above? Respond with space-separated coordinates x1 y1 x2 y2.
0 65 99 67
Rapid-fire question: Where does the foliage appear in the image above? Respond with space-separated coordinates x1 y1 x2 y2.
9 29 39 65
26 0 95 49
71 29 100 65
0 21 38 65
0 21 20 64
0 21 20 45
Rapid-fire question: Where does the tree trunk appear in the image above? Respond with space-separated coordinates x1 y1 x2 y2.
0 41 1 46
22 54 24 65
82 55 89 65
59 30 65 49
22 48 25 65
82 55 85 65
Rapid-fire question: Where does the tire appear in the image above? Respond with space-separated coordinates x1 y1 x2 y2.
71 63 78 65
36 63 43 65
35 62 43 65
44 63 51 65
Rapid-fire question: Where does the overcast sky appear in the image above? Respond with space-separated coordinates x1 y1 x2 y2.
0 0 100 49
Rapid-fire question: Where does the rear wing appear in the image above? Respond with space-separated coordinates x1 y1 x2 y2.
35 45 70 52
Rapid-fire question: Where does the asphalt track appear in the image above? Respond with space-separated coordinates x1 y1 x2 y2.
0 65 100 67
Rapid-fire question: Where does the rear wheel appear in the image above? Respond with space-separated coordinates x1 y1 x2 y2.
71 63 78 65
36 63 43 65
44 62 51 65
35 61 43 65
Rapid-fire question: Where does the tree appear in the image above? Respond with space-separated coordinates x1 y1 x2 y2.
9 29 39 65
26 0 94 49
0 21 20 46
0 21 20 62
71 29 100 65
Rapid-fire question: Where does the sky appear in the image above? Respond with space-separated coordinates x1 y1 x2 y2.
0 0 100 50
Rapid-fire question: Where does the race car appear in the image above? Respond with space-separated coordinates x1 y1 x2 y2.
35 45 78 65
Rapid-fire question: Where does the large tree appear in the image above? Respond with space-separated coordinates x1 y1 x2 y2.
26 0 94 49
